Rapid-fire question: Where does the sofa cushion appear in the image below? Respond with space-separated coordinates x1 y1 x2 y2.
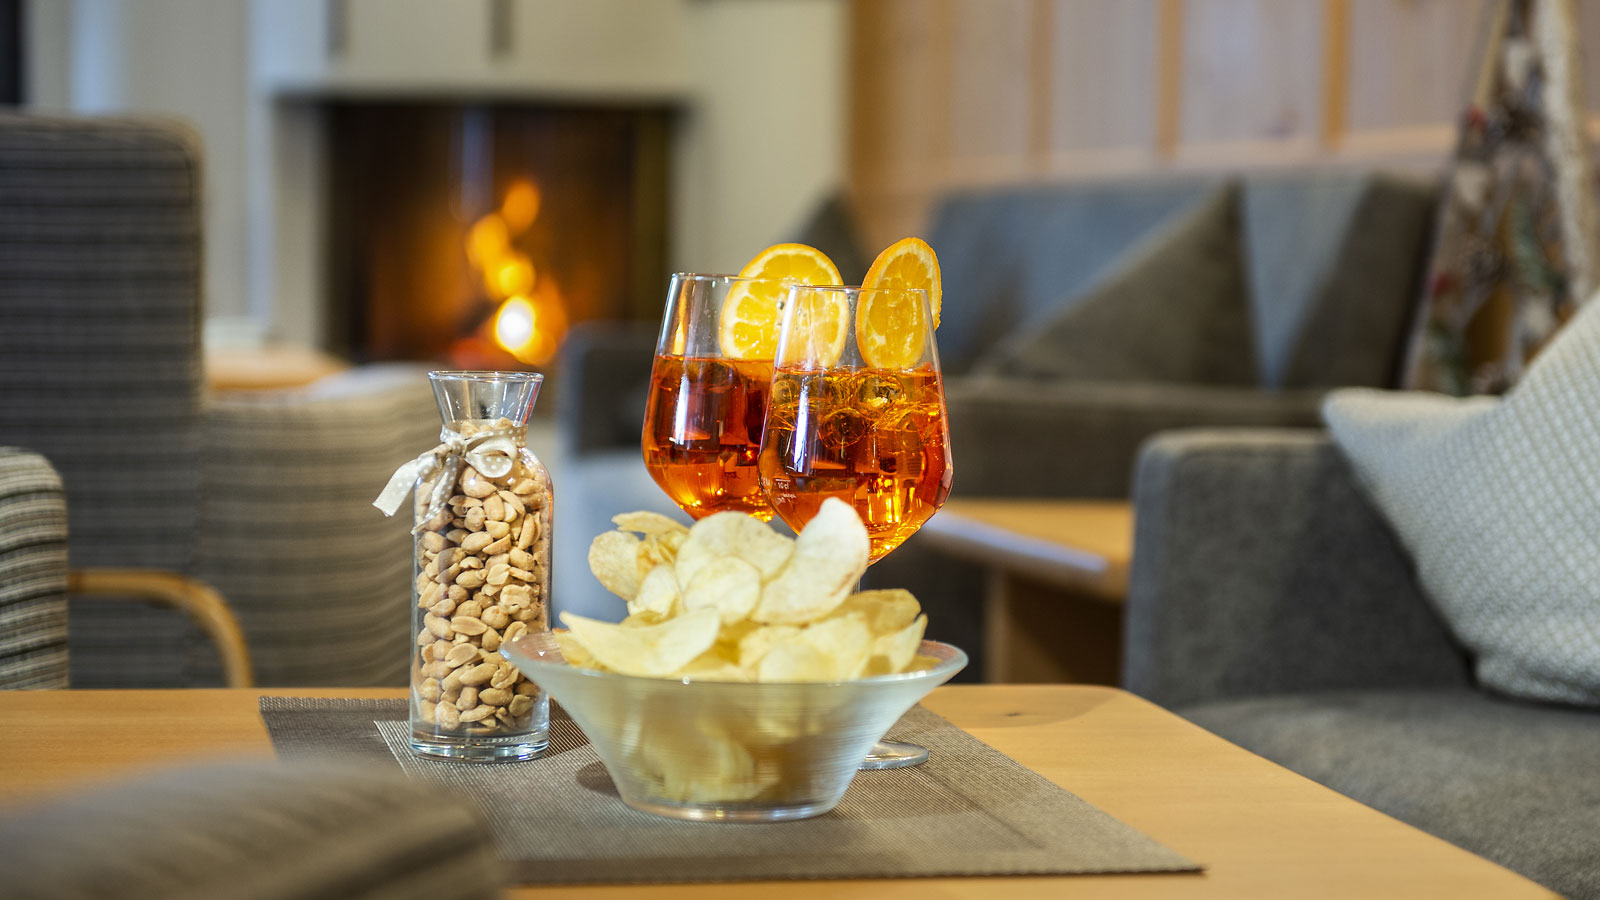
976 183 1257 385
926 177 1222 373
1184 689 1600 900
1241 171 1435 389
1325 297 1600 706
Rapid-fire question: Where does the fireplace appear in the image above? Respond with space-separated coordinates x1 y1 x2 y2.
322 102 674 367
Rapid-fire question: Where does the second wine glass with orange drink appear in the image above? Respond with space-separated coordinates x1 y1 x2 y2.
758 237 952 768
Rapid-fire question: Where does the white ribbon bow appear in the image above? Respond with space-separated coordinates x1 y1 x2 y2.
373 425 519 533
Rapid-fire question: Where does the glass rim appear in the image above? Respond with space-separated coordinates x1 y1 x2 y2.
670 272 794 285
504 638 968 689
784 284 930 298
428 370 545 383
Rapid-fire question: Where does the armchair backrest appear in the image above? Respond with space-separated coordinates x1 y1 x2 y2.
0 113 206 686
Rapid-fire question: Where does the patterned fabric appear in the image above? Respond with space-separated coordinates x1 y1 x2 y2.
0 448 69 689
198 365 439 686
977 183 1256 385
0 113 207 687
1401 0 1600 395
1326 298 1600 706
0 761 504 899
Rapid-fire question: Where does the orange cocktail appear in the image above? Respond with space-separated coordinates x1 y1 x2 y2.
642 354 773 520
759 364 951 560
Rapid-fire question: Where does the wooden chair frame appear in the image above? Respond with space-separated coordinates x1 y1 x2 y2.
66 570 254 688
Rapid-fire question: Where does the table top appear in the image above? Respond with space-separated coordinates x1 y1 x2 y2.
0 686 1551 899
920 499 1134 599
205 344 350 392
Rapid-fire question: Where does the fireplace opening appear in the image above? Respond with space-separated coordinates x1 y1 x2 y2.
323 101 675 368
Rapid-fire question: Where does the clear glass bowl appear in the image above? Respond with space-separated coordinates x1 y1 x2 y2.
500 633 968 822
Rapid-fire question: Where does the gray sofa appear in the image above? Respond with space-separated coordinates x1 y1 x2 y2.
554 171 1437 653
1125 429 1600 900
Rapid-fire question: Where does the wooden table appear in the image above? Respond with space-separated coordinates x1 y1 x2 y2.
0 686 1553 899
920 500 1134 683
205 344 350 392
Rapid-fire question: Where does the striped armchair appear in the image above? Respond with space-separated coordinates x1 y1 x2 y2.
0 448 69 689
0 113 436 687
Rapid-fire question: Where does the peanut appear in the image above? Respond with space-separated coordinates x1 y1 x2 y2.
419 677 442 702
451 615 488 636
460 661 498 686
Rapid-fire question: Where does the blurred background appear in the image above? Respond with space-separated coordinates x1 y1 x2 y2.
11 0 1586 361
3 0 1596 685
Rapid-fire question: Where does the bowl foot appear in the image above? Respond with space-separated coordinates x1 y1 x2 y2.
621 796 840 822
858 739 928 770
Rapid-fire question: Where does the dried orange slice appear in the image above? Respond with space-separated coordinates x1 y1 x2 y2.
718 243 843 360
857 237 941 369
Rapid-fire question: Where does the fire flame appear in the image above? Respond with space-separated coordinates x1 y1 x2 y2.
466 177 565 365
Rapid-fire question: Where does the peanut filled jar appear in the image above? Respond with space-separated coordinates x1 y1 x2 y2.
378 371 552 762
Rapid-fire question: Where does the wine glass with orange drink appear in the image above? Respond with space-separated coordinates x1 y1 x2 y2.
641 247 843 520
758 238 953 768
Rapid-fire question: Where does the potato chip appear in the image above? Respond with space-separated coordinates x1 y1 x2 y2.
682 556 761 625
559 608 721 678
866 614 926 676
588 530 643 600
754 643 833 683
638 716 772 802
831 589 921 635
657 529 689 554
756 613 874 682
638 535 677 571
735 624 801 672
678 646 749 682
751 498 868 625
612 511 689 536
629 564 680 618
552 628 601 669
621 609 672 628
675 511 794 586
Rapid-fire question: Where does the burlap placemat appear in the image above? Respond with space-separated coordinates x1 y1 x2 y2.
260 697 1199 885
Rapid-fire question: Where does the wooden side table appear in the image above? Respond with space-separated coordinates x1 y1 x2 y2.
920 499 1134 684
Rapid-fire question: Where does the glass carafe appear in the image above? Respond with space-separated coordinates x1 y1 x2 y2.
410 371 551 761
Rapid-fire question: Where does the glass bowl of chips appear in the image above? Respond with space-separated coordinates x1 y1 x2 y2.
501 632 967 822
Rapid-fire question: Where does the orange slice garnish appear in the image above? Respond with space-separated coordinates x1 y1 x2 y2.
719 243 843 360
776 286 853 367
857 237 941 369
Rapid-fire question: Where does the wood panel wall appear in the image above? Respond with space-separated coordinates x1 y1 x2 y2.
849 0 1597 249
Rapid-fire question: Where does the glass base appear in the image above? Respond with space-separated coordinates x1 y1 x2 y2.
620 795 839 822
410 729 548 763
859 739 929 770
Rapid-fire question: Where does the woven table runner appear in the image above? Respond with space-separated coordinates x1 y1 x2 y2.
260 697 1199 885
